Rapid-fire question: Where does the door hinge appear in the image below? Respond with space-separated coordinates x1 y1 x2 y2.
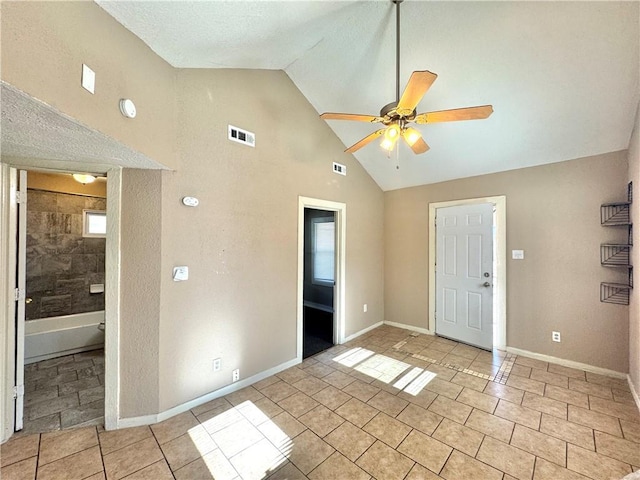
15 191 22 204
15 288 25 301
13 384 24 399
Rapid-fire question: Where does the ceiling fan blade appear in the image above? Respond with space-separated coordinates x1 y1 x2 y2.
414 105 494 124
345 129 385 153
321 113 382 123
402 128 430 154
396 71 438 116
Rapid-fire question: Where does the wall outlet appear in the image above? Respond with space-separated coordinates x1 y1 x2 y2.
232 369 240 382
363 304 367 313
213 358 222 372
552 331 561 342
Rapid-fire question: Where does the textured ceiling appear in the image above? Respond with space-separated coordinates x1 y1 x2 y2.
1 83 164 171
97 1 639 190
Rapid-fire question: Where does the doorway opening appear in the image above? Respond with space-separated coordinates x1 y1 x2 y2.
303 209 335 358
297 197 346 362
428 196 507 350
9 167 110 436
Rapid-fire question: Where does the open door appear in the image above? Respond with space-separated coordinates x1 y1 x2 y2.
14 169 27 431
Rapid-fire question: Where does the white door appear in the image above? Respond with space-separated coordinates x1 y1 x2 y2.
435 203 493 350
14 169 27 430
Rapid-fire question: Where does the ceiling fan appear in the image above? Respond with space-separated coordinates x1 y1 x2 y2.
320 0 493 155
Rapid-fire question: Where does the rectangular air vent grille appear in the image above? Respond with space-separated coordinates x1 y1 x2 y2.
228 125 255 147
333 162 346 176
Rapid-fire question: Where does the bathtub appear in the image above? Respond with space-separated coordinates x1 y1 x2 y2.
24 311 105 364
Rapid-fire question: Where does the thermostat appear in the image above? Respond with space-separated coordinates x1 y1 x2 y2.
119 99 137 119
182 196 199 207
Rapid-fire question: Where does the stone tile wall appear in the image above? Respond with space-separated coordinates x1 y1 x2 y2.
26 189 106 321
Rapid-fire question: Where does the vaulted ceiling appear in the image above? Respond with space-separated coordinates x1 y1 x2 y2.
96 1 639 191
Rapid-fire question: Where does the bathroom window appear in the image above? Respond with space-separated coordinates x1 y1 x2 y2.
83 210 106 238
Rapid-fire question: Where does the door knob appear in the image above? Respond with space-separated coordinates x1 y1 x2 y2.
25 297 33 304
482 282 491 287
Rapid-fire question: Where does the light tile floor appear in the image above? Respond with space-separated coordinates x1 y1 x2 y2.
2 326 639 480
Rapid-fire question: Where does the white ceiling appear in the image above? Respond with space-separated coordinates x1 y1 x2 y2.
96 1 639 191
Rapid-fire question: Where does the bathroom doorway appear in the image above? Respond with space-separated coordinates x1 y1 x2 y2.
16 169 107 434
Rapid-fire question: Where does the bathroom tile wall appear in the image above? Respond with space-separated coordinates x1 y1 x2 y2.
26 189 106 321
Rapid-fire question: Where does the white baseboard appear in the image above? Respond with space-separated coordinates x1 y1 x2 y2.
343 321 383 343
506 347 627 380
383 321 433 336
115 356 301 430
628 375 640 414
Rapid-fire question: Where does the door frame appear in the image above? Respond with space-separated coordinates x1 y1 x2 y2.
428 196 507 350
0 162 122 442
297 197 346 362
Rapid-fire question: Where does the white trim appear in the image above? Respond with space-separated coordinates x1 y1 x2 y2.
628 375 640 414
116 356 301 429
105 167 122 431
344 321 384 343
507 347 627 379
0 166 17 444
297 197 346 360
428 196 507 349
383 321 433 336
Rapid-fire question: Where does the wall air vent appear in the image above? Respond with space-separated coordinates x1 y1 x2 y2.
228 125 255 147
333 162 347 176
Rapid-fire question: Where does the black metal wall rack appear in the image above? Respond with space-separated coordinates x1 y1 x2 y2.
600 182 633 305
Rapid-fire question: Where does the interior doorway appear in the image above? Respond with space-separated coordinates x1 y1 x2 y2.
302 209 336 358
14 169 108 434
297 197 346 362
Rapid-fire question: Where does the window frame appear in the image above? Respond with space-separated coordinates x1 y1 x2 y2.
311 216 335 287
82 209 107 238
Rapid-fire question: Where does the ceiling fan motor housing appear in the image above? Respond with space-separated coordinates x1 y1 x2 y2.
380 101 416 124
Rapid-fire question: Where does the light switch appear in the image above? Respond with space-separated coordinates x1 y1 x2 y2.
82 64 95 94
173 266 189 281
512 250 524 260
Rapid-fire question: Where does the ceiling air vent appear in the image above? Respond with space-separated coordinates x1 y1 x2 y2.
228 125 255 148
333 162 346 176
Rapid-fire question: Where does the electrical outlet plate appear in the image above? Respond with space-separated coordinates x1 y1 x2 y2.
232 369 240 382
213 358 222 372
552 331 561 342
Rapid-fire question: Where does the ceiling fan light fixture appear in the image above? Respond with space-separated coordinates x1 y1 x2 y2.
384 124 400 140
380 136 397 151
403 127 422 146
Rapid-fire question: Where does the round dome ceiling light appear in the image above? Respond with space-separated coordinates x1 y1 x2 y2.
72 173 96 184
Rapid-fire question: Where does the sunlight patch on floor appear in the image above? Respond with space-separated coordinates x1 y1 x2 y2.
354 354 411 383
333 347 375 367
193 401 291 479
333 348 436 396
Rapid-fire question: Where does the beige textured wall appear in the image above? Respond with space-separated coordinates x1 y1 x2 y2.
0 1 177 169
119 169 162 417
157 69 384 410
27 171 107 197
385 152 630 372
629 102 640 395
